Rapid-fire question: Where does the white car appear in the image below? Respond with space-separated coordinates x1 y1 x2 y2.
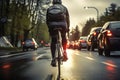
79 36 87 50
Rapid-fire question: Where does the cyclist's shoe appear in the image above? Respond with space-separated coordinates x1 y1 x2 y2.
63 51 68 61
51 59 56 67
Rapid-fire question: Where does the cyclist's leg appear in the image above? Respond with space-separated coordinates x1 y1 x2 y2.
49 29 57 66
51 36 57 60
61 30 68 61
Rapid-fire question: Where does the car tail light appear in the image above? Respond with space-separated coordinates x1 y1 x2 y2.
32 42 35 45
80 40 86 43
2 64 11 69
107 30 112 37
75 42 78 45
22 42 24 45
93 32 97 36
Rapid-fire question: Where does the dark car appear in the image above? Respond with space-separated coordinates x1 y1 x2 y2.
97 21 120 56
22 38 38 51
87 27 102 51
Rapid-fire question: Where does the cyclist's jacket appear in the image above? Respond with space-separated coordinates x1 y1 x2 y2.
46 4 70 30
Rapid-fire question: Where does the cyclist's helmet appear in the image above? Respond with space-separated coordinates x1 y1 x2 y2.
52 0 62 4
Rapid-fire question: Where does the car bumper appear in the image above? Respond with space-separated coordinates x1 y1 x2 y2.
109 37 120 50
23 46 36 49
81 43 87 48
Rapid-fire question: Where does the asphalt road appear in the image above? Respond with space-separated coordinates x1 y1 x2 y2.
1 47 120 80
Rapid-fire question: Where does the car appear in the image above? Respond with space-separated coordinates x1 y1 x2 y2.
97 21 120 56
87 27 102 51
73 40 80 49
22 38 38 51
44 42 50 47
67 41 75 49
78 36 87 50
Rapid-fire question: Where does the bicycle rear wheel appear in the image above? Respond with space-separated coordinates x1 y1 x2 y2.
56 43 61 80
56 30 63 80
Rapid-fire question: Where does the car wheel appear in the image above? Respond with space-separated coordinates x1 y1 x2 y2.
104 39 110 57
87 45 90 51
98 41 103 55
91 46 94 51
79 47 81 50
23 48 25 51
26 49 28 51
104 49 110 56
98 48 103 55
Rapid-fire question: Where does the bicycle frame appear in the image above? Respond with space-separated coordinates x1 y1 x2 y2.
55 28 64 80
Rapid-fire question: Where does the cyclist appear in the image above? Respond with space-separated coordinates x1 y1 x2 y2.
46 0 70 67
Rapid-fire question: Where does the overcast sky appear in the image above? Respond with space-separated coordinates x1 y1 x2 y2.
62 0 120 30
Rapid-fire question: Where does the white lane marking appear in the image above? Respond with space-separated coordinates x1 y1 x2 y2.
101 62 117 68
74 52 117 68
85 57 95 60
35 54 45 60
0 53 24 58
0 55 11 58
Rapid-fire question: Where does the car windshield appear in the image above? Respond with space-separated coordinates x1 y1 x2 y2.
25 39 32 42
91 27 101 32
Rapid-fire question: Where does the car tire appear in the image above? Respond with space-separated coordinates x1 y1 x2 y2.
87 45 90 51
104 38 110 57
23 48 25 51
98 41 103 55
79 47 81 50
26 49 28 51
98 48 103 55
104 49 110 56
91 45 94 51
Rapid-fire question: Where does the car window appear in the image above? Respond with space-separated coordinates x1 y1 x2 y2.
80 37 87 40
110 22 120 29
90 27 101 33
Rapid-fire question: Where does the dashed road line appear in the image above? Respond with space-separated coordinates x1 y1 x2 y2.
74 53 117 68
35 54 45 60
85 57 95 60
0 53 25 58
101 62 117 68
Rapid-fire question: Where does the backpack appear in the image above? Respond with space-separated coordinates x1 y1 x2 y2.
48 5 66 21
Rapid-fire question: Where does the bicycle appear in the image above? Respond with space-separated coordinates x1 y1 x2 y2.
54 28 64 80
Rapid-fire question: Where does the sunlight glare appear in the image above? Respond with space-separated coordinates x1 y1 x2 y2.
63 49 74 69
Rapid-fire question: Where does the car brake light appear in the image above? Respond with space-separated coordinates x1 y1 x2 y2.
107 30 112 37
32 42 35 45
93 32 97 36
2 64 11 69
80 40 85 43
22 42 24 45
